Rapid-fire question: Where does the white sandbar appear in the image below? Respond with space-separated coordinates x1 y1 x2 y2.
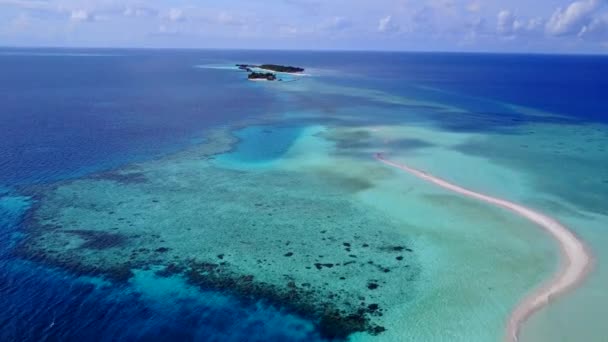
375 153 592 342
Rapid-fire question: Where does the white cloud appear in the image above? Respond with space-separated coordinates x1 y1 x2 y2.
1 1 163 23
546 0 603 36
497 10 543 38
378 15 398 33
70 9 91 22
0 0 607 52
497 10 519 35
279 25 298 36
166 8 185 22
155 24 182 36
217 12 244 26
123 6 158 18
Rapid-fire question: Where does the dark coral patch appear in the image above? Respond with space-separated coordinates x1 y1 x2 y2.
182 261 383 340
314 263 334 270
65 230 127 250
368 303 379 311
371 326 387 334
155 264 183 277
381 245 413 253
318 310 366 339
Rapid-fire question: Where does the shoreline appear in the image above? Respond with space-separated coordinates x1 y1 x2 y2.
374 153 593 342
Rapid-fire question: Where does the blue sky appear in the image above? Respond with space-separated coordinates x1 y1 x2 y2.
0 0 607 53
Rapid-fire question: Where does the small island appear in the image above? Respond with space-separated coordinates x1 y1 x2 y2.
258 64 304 73
236 64 304 73
236 63 305 81
248 72 277 81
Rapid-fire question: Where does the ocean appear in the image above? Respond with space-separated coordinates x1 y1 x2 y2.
1 48 607 341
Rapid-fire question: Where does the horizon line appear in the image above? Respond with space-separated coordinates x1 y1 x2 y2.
1 45 607 58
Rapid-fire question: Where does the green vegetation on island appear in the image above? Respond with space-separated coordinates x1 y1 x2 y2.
236 64 304 81
248 72 278 81
258 64 304 73
236 64 304 73
237 64 304 82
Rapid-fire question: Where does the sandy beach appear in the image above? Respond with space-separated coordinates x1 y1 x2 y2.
375 153 593 342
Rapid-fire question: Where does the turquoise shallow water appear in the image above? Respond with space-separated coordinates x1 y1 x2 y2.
2 49 608 341
214 125 304 169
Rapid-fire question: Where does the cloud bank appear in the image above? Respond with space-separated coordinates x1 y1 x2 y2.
0 0 606 53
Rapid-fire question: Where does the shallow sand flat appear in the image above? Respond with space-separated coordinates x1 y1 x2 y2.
376 154 591 341
218 123 557 341
453 122 608 342
329 138 554 341
519 212 608 342
364 121 608 341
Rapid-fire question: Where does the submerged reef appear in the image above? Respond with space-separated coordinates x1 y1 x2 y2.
17 126 419 340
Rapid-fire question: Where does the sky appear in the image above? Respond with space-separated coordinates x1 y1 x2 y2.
0 0 607 53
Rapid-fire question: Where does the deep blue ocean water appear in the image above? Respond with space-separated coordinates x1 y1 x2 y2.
1 48 607 341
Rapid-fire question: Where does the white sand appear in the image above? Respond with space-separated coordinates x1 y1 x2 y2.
375 153 593 342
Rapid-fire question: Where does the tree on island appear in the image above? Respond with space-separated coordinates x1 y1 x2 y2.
248 72 277 81
236 64 304 73
258 64 304 73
